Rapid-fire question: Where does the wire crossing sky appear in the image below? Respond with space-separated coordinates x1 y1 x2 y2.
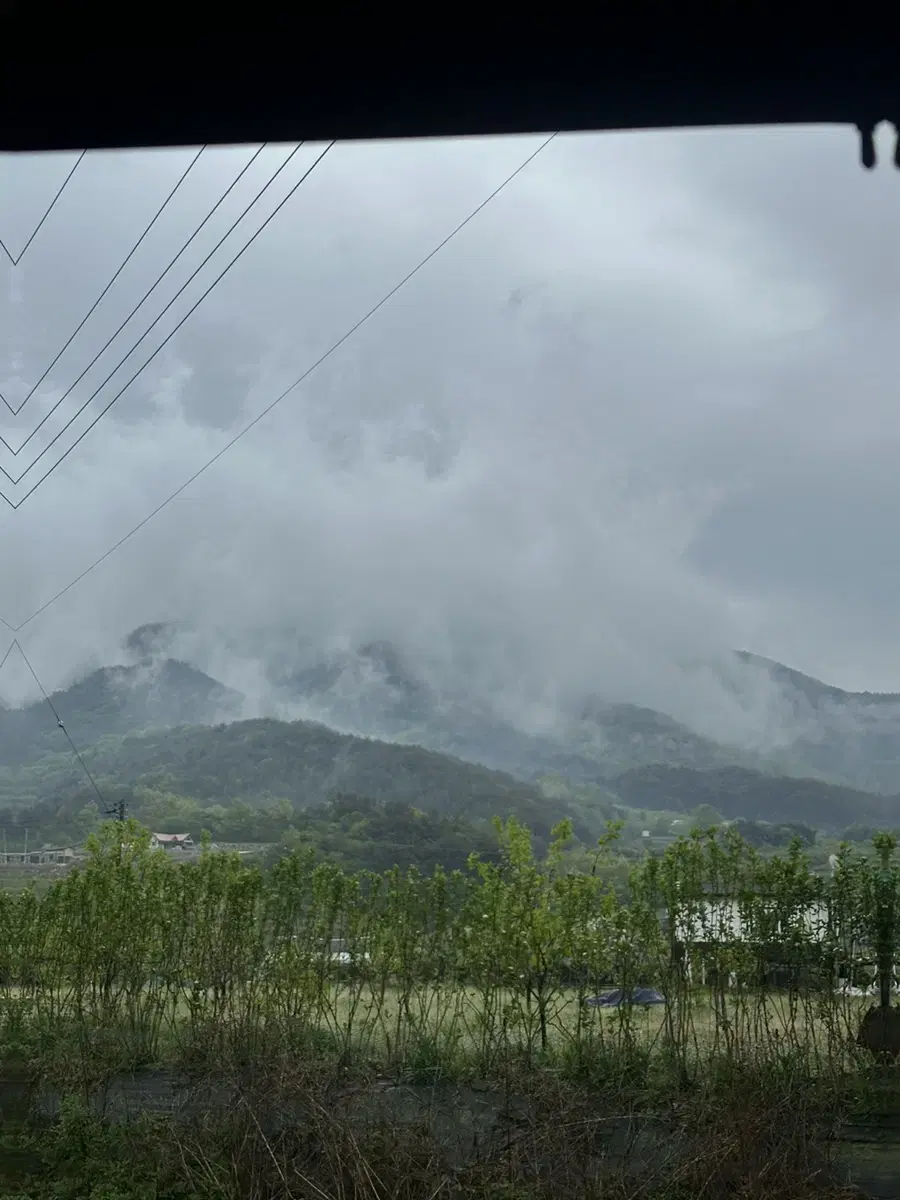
0 135 554 607
0 143 333 505
0 150 85 267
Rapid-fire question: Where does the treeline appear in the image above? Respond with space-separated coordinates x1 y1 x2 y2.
4 815 892 1010
0 786 519 875
612 763 896 831
0 781 869 883
729 817 817 848
0 717 591 835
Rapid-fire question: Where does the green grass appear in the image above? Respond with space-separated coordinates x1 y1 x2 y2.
0 977 877 1081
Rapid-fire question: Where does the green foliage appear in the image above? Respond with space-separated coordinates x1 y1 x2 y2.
0 817 894 1195
691 802 723 830
731 817 817 849
266 792 507 875
13 1098 173 1199
613 763 895 832
0 719 598 855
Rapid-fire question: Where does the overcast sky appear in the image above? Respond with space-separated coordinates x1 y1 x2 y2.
0 122 897 727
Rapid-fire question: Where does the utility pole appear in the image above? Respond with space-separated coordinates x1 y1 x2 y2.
857 832 900 1062
103 800 128 866
105 800 126 823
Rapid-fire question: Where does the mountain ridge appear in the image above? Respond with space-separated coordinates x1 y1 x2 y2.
0 654 242 767
735 650 900 707
2 625 900 835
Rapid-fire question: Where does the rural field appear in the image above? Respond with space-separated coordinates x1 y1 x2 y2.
0 818 893 1198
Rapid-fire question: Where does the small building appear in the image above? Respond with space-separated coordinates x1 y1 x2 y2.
673 889 840 990
150 833 195 852
673 893 831 946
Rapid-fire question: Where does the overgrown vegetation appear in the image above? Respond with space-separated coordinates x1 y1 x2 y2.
0 817 894 1196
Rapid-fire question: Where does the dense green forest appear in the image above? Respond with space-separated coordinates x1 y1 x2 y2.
89 719 576 823
1 714 898 876
611 763 897 831
0 719 597 867
0 786 512 876
2 640 900 880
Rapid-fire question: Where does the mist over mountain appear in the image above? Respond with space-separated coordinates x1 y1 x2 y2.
0 621 898 838
0 644 242 767
192 626 900 795
11 622 891 802
730 652 900 794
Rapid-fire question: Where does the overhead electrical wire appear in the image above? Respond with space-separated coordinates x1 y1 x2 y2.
4 144 265 449
0 142 324 507
0 149 87 267
0 132 558 633
0 637 107 807
2 145 208 422
0 141 290 490
0 639 15 673
0 141 330 508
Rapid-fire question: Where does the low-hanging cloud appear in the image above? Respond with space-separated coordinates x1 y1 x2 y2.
0 125 896 748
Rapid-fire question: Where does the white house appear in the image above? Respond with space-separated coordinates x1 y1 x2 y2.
673 896 834 988
674 897 831 946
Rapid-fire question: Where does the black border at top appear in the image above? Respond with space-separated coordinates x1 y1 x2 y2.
0 41 898 154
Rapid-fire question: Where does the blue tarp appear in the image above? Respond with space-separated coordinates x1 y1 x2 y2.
584 987 666 1008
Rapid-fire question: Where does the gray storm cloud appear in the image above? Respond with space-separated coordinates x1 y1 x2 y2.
0 125 895 740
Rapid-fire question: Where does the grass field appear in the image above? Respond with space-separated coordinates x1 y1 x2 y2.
0 976 876 1080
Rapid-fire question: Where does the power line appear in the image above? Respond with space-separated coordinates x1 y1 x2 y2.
7 638 107 808
0 141 283 483
0 635 125 824
6 143 299 475
4 144 261 435
2 133 557 632
1 142 334 509
0 144 316 501
2 146 208 421
0 150 87 267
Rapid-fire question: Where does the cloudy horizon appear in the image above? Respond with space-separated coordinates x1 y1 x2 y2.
0 123 896 735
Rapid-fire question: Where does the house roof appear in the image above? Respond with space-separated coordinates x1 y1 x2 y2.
152 833 192 843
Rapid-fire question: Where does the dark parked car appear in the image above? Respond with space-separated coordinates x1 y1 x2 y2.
584 987 666 1008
